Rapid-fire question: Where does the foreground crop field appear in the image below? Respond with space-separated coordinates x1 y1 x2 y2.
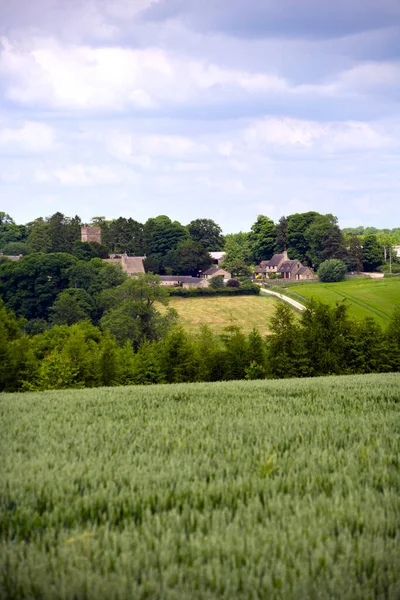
284 277 400 326
165 295 282 334
1 374 400 600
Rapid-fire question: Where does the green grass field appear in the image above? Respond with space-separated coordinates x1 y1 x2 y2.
1 374 399 599
165 295 282 334
283 278 400 326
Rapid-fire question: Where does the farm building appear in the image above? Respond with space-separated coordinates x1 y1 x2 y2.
103 254 145 276
159 276 209 288
201 267 231 280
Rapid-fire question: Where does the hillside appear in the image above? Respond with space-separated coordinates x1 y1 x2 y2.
1 374 399 599
282 277 400 326
164 294 285 334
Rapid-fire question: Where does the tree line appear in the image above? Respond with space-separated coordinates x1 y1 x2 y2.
1 293 399 393
1 210 399 278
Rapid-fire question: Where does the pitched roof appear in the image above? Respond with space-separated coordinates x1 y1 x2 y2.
202 267 221 275
297 266 311 275
123 256 145 275
278 260 299 273
267 253 286 267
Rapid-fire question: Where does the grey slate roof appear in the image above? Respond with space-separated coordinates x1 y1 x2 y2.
267 253 285 267
278 260 299 273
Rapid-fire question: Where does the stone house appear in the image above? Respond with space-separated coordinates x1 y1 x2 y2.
254 251 288 277
255 251 316 280
278 260 316 280
200 267 231 280
159 276 209 288
103 253 145 276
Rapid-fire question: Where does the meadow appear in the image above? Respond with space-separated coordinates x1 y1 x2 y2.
164 295 282 334
1 373 399 599
280 277 400 326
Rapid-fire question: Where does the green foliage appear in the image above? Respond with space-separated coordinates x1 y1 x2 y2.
169 283 260 297
1 374 399 599
72 241 109 261
0 252 77 320
250 215 276 262
144 215 188 256
209 274 225 289
49 288 95 326
362 235 383 271
223 232 253 269
346 234 363 272
286 211 320 262
187 218 224 251
318 259 347 282
164 239 212 276
0 241 28 256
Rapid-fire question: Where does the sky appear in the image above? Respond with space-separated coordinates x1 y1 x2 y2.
0 0 399 233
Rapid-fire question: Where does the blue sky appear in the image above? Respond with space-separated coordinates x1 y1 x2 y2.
0 0 399 232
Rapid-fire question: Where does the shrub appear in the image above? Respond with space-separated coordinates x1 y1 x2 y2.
317 259 347 282
209 275 225 289
226 278 240 288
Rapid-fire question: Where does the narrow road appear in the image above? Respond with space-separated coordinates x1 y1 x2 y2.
260 288 306 311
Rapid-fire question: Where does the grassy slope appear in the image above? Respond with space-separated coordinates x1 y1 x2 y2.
1 374 400 600
283 278 400 326
166 295 283 334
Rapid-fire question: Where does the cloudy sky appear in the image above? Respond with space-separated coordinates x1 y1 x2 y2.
1 0 399 232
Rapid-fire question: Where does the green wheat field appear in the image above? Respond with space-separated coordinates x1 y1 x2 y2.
1 373 400 599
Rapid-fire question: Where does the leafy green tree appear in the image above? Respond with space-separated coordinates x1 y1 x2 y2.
209 275 225 289
286 211 320 262
0 213 26 250
0 299 26 391
106 217 145 255
362 235 383 271
165 239 212 276
266 303 307 378
305 214 346 267
100 274 175 348
346 235 364 272
250 215 276 262
72 241 109 261
132 340 164 385
300 300 351 376
160 326 199 383
223 232 253 268
144 215 188 256
220 325 249 380
223 259 252 277
1 241 29 256
0 252 77 320
49 288 95 326
187 218 224 251
275 216 288 252
26 218 52 253
47 212 82 254
318 259 347 282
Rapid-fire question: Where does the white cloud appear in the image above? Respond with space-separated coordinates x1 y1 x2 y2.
245 117 392 151
52 164 122 185
0 121 54 152
0 37 289 110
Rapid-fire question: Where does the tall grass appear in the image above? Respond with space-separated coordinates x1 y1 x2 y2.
1 373 399 599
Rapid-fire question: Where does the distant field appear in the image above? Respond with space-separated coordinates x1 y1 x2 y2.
166 295 283 334
284 278 400 326
1 374 399 599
